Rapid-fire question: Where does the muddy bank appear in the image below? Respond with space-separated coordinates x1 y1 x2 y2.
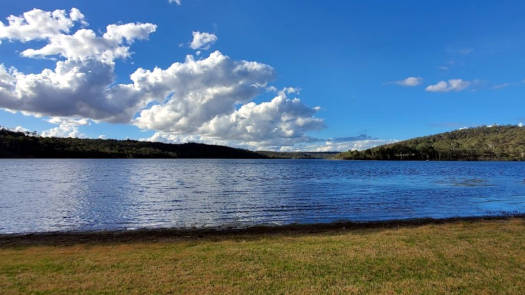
1 214 523 247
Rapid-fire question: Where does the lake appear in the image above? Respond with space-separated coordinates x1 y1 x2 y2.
0 159 524 234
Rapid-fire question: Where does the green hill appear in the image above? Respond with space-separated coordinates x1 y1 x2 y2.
337 125 525 161
0 129 266 159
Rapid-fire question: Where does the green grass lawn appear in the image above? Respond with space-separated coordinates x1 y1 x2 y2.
1 218 524 294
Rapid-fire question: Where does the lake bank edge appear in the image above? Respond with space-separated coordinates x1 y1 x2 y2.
2 214 523 247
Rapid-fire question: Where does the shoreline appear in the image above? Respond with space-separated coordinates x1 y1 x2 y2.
2 214 523 247
2 158 525 161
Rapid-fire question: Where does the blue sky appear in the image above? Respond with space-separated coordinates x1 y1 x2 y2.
0 0 524 151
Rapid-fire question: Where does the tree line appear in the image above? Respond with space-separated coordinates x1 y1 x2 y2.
0 128 266 159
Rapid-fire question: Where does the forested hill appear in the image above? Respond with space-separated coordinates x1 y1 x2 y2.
0 129 266 159
337 126 525 161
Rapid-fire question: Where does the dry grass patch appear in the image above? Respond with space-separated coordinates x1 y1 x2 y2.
0 219 524 294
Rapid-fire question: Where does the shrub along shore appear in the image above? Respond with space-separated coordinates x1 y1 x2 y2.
1 216 524 294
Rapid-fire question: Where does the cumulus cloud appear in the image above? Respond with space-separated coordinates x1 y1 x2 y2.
41 117 89 138
190 31 217 50
13 126 30 133
0 8 83 43
133 51 275 132
0 8 157 122
21 22 156 63
393 76 422 87
196 92 324 146
425 79 470 92
169 0 182 5
307 139 397 152
142 132 219 145
0 8 326 150
69 8 88 26
0 60 154 123
135 65 324 148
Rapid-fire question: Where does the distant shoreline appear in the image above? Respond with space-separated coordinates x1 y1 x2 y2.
4 126 525 160
2 214 523 247
0 157 525 163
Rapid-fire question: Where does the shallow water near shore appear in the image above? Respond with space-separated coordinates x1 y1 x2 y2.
1 159 524 234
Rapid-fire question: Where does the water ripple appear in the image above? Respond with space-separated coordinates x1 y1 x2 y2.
0 159 524 233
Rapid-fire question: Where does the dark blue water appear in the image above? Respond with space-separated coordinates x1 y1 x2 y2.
0 159 524 234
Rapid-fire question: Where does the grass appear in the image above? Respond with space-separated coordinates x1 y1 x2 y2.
1 218 524 294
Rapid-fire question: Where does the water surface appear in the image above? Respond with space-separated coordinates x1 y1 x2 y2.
1 159 524 234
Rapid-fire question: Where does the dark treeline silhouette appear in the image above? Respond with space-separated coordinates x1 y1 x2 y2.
0 128 266 159
337 126 525 161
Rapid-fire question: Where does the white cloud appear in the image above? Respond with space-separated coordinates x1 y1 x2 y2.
281 87 300 94
41 117 89 138
169 0 182 5
518 122 523 127
133 54 323 149
0 8 157 122
190 31 217 50
104 23 156 43
13 126 29 133
0 8 156 64
393 76 422 87
307 139 397 152
284 135 396 152
0 8 325 150
69 8 88 26
144 133 395 152
21 23 156 64
132 51 275 132
0 59 153 123
142 132 215 145
0 125 34 134
425 79 470 92
196 93 324 147
0 8 82 43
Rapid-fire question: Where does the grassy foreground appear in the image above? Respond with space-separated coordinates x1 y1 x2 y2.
1 218 524 294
